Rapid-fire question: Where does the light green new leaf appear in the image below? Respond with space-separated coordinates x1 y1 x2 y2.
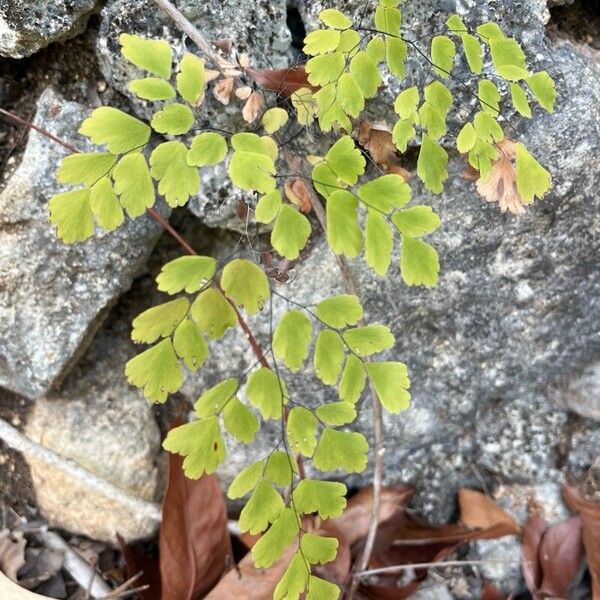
431 35 456 78
262 107 289 134
479 80 501 115
386 37 408 79
314 330 345 385
112 153 155 217
173 318 208 371
306 52 345 86
194 378 239 418
526 71 556 112
312 161 341 198
252 508 299 568
125 338 183 403
315 295 363 328
366 362 411 413
476 22 506 41
156 255 216 295
316 402 357 426
417 134 448 193
271 205 311 260
303 29 341 55
79 107 151 154
358 173 411 213
177 53 205 105
392 119 416 153
190 288 237 339
119 33 172 78
350 51 382 98
338 28 360 52
187 132 228 166
326 190 363 258
293 480 347 519
287 407 318 457
461 33 484 74
375 5 401 34
446 14 466 33
319 8 352 29
313 428 368 473
239 480 285 534
419 80 453 139
227 460 265 500
307 576 340 600
228 134 276 194
456 122 477 153
392 206 441 237
273 310 313 371
510 82 532 118
274 552 309 600
150 141 200 207
223 398 259 444
515 143 552 204
163 418 225 478
291 87 317 125
339 354 366 404
365 211 393 276
90 177 124 231
473 111 504 143
255 189 282 224
301 533 338 565
366 36 386 63
343 324 394 357
326 135 366 185
129 77 175 101
265 451 298 487
151 103 195 135
394 86 420 119
489 37 528 80
56 152 116 187
221 259 269 314
400 234 440 287
337 73 365 118
246 367 287 420
48 189 94 244
419 102 448 140
131 297 189 344
424 80 453 115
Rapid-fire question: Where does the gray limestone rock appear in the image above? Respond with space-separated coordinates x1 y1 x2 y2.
0 1 99 58
25 296 162 543
0 87 165 399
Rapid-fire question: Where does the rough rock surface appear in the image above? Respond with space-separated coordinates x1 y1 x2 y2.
0 87 165 399
25 296 162 543
0 1 99 58
176 0 600 522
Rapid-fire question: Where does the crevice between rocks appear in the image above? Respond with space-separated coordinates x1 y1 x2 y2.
547 0 600 51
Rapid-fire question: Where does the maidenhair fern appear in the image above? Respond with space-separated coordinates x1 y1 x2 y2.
47 1 556 597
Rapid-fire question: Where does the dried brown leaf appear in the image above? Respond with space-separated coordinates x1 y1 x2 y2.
458 488 520 537
213 77 235 105
242 91 264 124
118 534 160 600
205 544 296 599
358 120 398 166
235 86 253 101
284 178 313 214
213 38 232 53
386 164 411 181
160 453 231 600
0 530 26 581
522 514 547 598
482 583 510 600
246 66 316 97
205 69 220 83
538 516 583 598
564 484 600 599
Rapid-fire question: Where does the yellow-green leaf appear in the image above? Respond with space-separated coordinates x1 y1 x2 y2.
119 33 172 78
343 324 394 357
314 330 345 385
221 258 269 314
131 297 190 344
365 210 393 276
392 205 441 237
56 152 116 187
287 407 318 457
326 190 363 258
515 143 552 204
271 204 311 260
338 354 366 404
417 135 448 194
187 132 228 166
366 361 411 413
156 255 217 294
431 35 456 78
246 367 287 420
400 235 439 287
313 428 368 473
112 153 155 217
273 310 313 371
173 318 208 371
150 141 200 207
129 77 175 101
48 189 94 244
526 71 556 112
262 107 289 134
151 103 195 135
90 176 124 231
190 288 237 339
176 53 205 105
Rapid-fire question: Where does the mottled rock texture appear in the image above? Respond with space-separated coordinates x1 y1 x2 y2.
0 88 165 399
0 1 99 58
25 296 162 543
